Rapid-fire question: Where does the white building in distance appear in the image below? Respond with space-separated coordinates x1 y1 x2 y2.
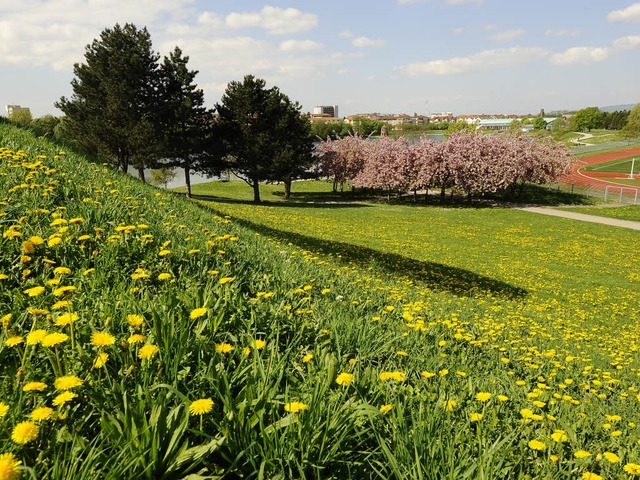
5 105 31 116
313 105 339 118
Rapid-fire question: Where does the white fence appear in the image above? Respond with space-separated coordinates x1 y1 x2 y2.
603 185 640 205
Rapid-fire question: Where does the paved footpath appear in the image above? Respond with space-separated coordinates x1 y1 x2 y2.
519 207 640 231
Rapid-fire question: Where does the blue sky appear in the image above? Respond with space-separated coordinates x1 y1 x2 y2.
2 0 640 118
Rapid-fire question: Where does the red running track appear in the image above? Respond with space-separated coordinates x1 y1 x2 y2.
559 147 640 191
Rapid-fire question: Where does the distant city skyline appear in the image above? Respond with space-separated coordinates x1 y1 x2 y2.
1 1 639 118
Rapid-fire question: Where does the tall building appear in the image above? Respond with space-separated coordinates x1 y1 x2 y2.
313 105 339 118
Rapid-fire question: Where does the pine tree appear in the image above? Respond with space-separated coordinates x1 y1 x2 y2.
155 47 213 198
56 23 160 180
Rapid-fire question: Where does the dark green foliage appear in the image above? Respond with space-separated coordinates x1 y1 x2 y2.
55 23 161 178
570 106 603 132
602 109 629 130
623 103 640 139
153 46 215 197
212 75 315 202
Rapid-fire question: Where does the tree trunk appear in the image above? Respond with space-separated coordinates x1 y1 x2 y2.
252 179 261 203
137 166 146 183
440 185 446 203
185 164 192 198
283 177 292 200
467 192 472 204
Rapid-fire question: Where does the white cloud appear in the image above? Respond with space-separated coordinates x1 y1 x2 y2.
452 26 465 34
544 28 581 37
549 35 640 66
491 29 525 41
612 35 640 50
550 47 610 65
280 40 324 52
0 0 195 71
339 29 355 39
352 36 386 48
397 47 548 75
608 3 640 23
224 6 318 34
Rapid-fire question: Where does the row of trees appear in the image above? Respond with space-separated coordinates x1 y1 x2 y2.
318 132 571 202
56 23 314 201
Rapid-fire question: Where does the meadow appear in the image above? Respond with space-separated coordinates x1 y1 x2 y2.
1 124 640 479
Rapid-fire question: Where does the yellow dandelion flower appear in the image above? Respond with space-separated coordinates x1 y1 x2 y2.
26 329 47 345
138 344 160 360
52 391 76 407
475 392 492 402
0 274 8 281
215 342 234 354
442 399 457 411
250 339 266 350
421 371 436 379
53 285 76 297
190 308 208 320
93 352 109 368
603 452 620 463
24 286 45 297
335 372 355 386
189 398 214 415
23 382 47 392
379 371 406 382
30 406 54 421
157 273 172 281
219 277 234 285
51 300 72 310
55 312 78 326
574 450 591 459
26 307 49 316
439 369 449 377
284 401 309 413
470 412 483 422
302 354 313 363
1 313 11 328
11 421 39 444
625 463 640 475
127 334 147 344
126 314 144 328
551 430 568 442
50 218 67 227
582 473 602 480
5 336 23 347
22 240 36 254
497 395 509 402
41 332 68 347
0 402 9 417
158 249 171 256
0 452 21 480
379 404 394 414
91 331 115 348
528 439 546 451
54 375 83 390
53 267 71 275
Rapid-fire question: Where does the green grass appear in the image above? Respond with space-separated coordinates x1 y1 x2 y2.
584 155 640 174
555 205 640 222
3 125 640 479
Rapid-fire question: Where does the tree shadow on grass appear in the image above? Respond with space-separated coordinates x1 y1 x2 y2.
196 202 528 300
188 193 372 209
